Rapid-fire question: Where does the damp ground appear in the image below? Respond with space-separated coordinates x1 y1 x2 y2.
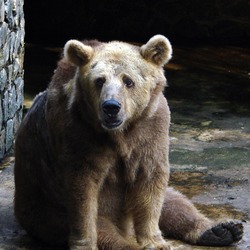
0 44 250 249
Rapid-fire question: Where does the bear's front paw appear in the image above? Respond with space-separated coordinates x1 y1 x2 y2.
69 238 98 250
197 221 243 246
70 245 98 250
142 241 173 250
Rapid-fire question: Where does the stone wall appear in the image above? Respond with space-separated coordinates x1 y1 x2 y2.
0 0 25 160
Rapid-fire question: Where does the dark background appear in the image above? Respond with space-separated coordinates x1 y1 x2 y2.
24 0 250 46
22 0 250 113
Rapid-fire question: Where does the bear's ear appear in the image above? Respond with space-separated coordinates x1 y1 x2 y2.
64 40 94 66
140 35 172 66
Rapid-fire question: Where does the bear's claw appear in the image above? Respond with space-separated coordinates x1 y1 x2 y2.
197 221 243 246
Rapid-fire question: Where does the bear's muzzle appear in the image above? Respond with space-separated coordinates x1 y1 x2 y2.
101 99 123 129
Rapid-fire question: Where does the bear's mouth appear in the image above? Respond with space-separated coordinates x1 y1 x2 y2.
102 118 123 130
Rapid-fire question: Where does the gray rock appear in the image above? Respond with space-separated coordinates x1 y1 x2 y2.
9 31 16 62
5 119 13 151
8 84 17 119
0 68 7 91
0 129 5 159
3 37 10 65
15 77 23 108
0 100 2 131
3 89 9 123
0 22 8 48
7 64 13 82
5 0 14 29
13 109 22 134
0 0 5 23
13 58 20 79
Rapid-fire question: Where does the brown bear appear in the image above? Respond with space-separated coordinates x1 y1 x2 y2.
14 35 243 250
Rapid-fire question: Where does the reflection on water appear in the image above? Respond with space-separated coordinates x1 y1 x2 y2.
166 46 250 114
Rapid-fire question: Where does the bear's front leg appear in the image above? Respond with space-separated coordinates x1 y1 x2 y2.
64 167 104 250
126 172 172 250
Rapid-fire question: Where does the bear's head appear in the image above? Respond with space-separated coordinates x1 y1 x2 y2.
64 35 172 131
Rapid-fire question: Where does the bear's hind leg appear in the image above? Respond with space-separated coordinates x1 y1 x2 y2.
159 187 243 246
196 221 243 246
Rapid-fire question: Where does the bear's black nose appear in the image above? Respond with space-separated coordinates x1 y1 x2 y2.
102 99 121 116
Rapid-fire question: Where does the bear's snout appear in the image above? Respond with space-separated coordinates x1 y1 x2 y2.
102 99 121 116
101 99 123 130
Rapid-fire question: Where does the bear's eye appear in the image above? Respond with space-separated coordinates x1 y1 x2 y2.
123 76 134 88
94 77 106 87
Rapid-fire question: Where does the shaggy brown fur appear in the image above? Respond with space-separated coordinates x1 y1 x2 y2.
14 35 243 250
